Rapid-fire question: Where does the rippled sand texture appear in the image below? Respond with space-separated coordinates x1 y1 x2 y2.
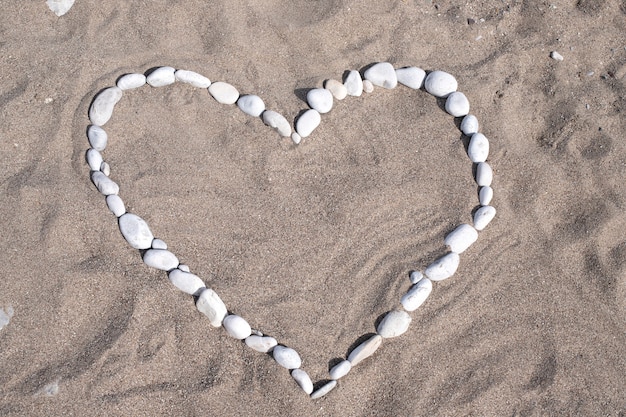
1 1 625 415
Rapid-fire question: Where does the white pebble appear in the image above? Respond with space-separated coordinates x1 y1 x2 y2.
245 335 278 353
307 88 333 114
476 162 493 186
168 269 206 295
364 62 397 89
291 369 313 394
291 132 302 145
550 51 564 61
178 264 190 272
106 194 126 217
295 109 321 138
143 249 179 271
208 82 239 104
89 86 123 126
444 224 478 253
460 114 479 136
91 171 119 195
116 73 146 90
86 148 103 171
395 66 426 89
468 133 490 163
409 270 424 284
445 92 470 117
310 380 337 399
237 95 265 117
196 288 228 327
376 310 412 338
424 70 458 98
479 186 493 205
329 360 352 380
118 213 154 250
348 334 383 366
46 0 75 16
262 110 291 137
474 205 496 231
0 306 14 330
362 80 374 93
100 162 110 176
174 69 211 88
222 315 252 339
344 70 363 96
146 66 176 87
151 239 167 250
87 125 108 151
424 252 460 281
324 79 347 100
401 277 432 312
272 345 302 369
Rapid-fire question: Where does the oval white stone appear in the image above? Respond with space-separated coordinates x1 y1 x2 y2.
362 80 374 93
262 110 291 137
468 133 490 163
116 73 146 90
151 238 167 250
474 205 496 231
291 369 313 394
118 213 154 250
208 82 239 104
100 162 110 176
479 186 494 205
174 69 211 88
196 288 228 327
106 194 126 217
324 79 347 100
409 270 424 284
424 252 460 281
348 334 383 365
91 171 119 195
307 88 333 114
143 249 179 271
476 162 493 186
89 86 123 126
364 62 397 89
444 223 478 253
87 125 108 151
168 269 205 295
344 70 363 96
395 66 426 89
273 345 302 369
291 132 302 145
179 264 190 272
146 66 176 87
377 310 412 338
295 109 321 138
237 94 265 117
310 380 337 399
329 360 352 380
460 114 479 136
245 335 278 353
424 70 458 98
401 277 433 312
445 91 470 117
86 148 103 171
222 315 252 339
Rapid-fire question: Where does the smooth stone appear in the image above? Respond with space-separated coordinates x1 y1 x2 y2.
208 82 239 104
86 148 103 171
47 0 75 16
222 315 252 339
324 79 347 100
168 269 205 295
444 223 478 253
401 277 433 312
474 205 496 231
409 270 424 284
460 114 479 136
118 213 154 250
310 380 337 399
395 66 426 89
468 133 490 163
476 162 493 186
344 70 363 96
295 109 321 138
479 186 494 205
151 238 167 250
237 94 265 117
329 360 352 380
273 345 302 369
106 194 126 217
424 70 458 98
146 66 176 87
117 73 146 90
307 88 333 114
262 110 291 137
178 264 190 272
291 132 302 145
347 334 383 366
291 369 314 395
424 252 460 281
364 62 397 89
87 125 108 151
445 92 470 117
362 80 374 93
89 86 123 126
91 171 119 195
143 249 179 271
196 288 228 327
550 51 564 61
100 162 110 176
174 69 211 88
245 335 278 353
377 310 412 338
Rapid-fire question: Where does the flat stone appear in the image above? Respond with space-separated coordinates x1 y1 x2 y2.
377 310 412 338
208 82 239 104
444 224 478 253
460 114 479 136
151 239 167 250
91 171 119 195
168 269 205 295
143 249 179 271
474 205 496 231
295 109 321 138
87 125 108 151
196 288 228 327
479 186 494 205
476 162 493 186
324 79 347 100
344 70 363 96
273 345 302 369
146 66 176 87
245 335 277 352
106 194 126 217
222 314 252 339
409 270 424 284
174 69 211 88
307 88 333 114
291 369 313 394
364 62 397 89
395 66 426 89
89 86 123 126
118 213 154 250
445 91 470 117
348 334 383 366
237 94 265 117
401 277 433 312
468 133 490 163
424 252 460 281
117 73 146 90
310 380 337 399
424 70 458 98
262 110 291 137
329 360 352 380
86 148 103 171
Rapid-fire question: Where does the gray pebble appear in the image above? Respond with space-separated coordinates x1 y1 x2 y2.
273 345 302 369
291 369 313 394
329 360 352 380
91 171 119 195
348 334 383 365
86 148 103 171
105 194 126 217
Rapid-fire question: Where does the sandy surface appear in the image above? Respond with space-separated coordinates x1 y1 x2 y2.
1 1 625 415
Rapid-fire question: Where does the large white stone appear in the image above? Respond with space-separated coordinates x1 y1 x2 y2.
324 79 347 100
273 346 302 369
479 186 494 206
86 148 103 171
364 62 397 89
116 73 146 90
445 92 470 117
424 252 460 281
245 335 278 352
237 95 265 117
476 162 493 186
174 69 211 88
295 109 321 138
401 277 432 312
395 66 426 89
347 334 383 365
208 82 239 104
91 171 119 195
89 87 123 126
424 70 458 98
329 360 352 380
143 249 179 271
168 269 205 295
377 310 412 338
118 213 154 250
310 380 337 399
344 70 363 96
222 315 252 339
87 125 108 151
196 288 228 327
106 194 126 217
291 369 313 394
468 133 490 163
444 224 478 253
307 88 333 114
460 114 479 136
262 110 291 137
146 66 176 87
474 205 496 231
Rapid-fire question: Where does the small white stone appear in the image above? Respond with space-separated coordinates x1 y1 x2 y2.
479 186 494 205
348 334 383 366
291 132 302 145
460 115 479 136
474 205 496 231
424 70 458 98
245 335 278 353
106 194 126 217
310 380 337 399
401 277 433 312
262 110 291 137
89 86 123 126
237 95 265 117
151 239 167 250
87 125 108 151
118 213 154 250
362 80 374 93
291 369 314 394
468 133 490 163
550 51 564 61
424 252 460 281
91 171 119 195
143 249 179 271
116 73 146 90
476 162 493 186
329 360 352 380
409 270 424 284
222 315 252 339
445 92 470 117
146 66 176 87
324 79 347 100
0 306 14 330
307 88 333 114
295 109 321 138
168 269 206 295
178 264 190 273
208 82 239 104
86 148 103 171
444 224 478 254
100 162 110 176
174 69 211 88
377 310 412 338
395 66 426 89
364 62 397 89
273 345 302 369
196 288 228 327
344 70 363 96
46 0 75 16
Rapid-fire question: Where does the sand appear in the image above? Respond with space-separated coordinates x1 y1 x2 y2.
1 1 625 415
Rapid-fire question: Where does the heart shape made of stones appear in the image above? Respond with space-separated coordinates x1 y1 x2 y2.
85 63 496 399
